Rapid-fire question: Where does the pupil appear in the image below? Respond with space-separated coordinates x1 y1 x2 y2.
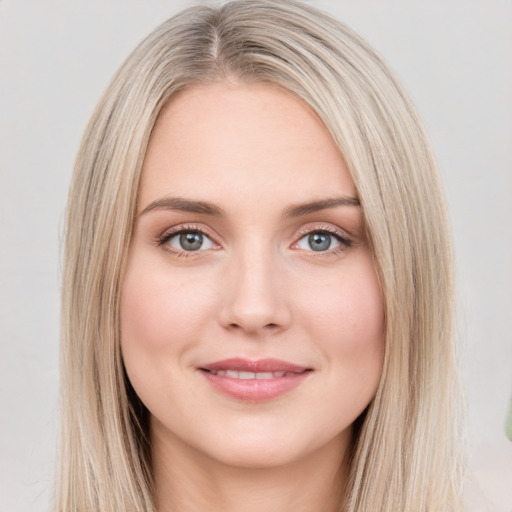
308 233 331 251
180 232 203 251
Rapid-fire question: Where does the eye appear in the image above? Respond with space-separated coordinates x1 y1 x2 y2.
295 230 348 252
166 230 216 252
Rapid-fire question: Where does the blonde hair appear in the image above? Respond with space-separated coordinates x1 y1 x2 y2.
59 1 464 510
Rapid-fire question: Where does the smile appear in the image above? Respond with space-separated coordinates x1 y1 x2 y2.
205 370 297 379
199 358 312 401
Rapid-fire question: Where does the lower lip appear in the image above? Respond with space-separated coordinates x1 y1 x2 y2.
200 370 311 401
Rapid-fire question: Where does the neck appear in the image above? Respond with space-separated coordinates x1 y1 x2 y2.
151 424 350 512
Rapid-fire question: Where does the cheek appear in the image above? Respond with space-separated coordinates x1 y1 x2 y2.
121 261 212 352
119 255 217 402
296 256 385 394
119 252 223 424
304 262 384 348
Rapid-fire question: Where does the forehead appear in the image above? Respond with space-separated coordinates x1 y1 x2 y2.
139 82 356 210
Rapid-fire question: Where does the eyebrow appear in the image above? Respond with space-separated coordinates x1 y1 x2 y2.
139 195 360 218
140 197 225 217
283 196 360 217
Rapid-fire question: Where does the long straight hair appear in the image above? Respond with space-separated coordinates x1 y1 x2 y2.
58 1 464 510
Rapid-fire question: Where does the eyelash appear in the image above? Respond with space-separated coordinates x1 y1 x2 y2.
157 224 218 258
156 224 352 258
294 226 352 256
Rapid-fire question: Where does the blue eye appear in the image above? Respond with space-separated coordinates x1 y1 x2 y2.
167 231 216 252
296 231 344 252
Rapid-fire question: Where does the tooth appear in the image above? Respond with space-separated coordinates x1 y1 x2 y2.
225 370 238 378
210 369 217 375
272 371 285 378
256 372 273 379
216 370 226 376
239 371 256 379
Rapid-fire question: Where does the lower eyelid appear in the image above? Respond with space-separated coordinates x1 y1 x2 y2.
156 225 352 254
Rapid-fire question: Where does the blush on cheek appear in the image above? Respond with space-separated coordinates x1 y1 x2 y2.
120 262 220 355
342 265 385 349
120 279 171 351
307 291 383 347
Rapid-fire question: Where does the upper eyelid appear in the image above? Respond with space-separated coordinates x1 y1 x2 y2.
156 222 352 247
291 224 354 254
158 223 220 246
294 223 352 241
160 223 215 237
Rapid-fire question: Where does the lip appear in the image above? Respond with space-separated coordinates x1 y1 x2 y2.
202 358 309 373
199 358 312 401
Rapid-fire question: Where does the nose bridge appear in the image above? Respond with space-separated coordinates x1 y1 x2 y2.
220 237 290 333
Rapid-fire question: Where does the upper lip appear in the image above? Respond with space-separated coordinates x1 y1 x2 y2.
200 358 310 373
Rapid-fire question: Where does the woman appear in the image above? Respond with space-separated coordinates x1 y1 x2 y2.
58 1 464 510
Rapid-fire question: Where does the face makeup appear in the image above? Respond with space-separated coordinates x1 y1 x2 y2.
199 358 312 401
120 82 384 471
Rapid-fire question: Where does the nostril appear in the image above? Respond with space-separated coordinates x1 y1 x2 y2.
219 291 292 334
226 321 280 332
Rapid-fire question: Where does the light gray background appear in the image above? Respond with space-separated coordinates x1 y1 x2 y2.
1 1 511 511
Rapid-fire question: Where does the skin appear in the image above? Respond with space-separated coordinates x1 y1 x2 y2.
120 82 385 512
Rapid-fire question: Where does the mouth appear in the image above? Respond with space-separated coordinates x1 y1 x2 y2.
203 369 300 379
198 358 312 401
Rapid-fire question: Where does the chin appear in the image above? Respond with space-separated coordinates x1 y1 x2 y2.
185 417 351 471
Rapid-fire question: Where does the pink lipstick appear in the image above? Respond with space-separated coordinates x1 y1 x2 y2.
199 358 312 401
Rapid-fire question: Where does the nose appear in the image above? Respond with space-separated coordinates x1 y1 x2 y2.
219 246 292 336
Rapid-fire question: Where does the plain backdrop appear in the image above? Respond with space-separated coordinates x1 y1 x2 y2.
1 1 511 511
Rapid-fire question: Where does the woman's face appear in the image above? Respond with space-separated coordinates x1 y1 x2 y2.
121 83 384 469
